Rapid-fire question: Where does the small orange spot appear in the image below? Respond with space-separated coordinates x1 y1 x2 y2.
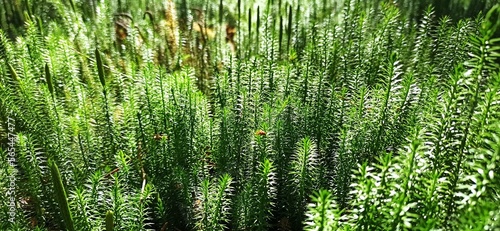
255 130 267 136
153 133 167 141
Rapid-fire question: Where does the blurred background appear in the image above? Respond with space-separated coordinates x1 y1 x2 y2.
1 0 499 40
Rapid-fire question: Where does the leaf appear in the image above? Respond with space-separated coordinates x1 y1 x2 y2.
45 63 54 97
95 48 106 89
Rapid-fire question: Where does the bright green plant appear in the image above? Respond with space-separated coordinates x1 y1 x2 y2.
105 210 114 231
304 190 342 231
48 159 75 231
1 0 500 230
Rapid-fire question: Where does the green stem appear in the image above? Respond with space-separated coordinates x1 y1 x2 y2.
49 159 75 231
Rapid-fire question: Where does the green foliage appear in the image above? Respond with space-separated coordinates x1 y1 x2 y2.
105 210 114 231
304 190 342 231
195 174 233 231
49 159 75 231
1 0 500 230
